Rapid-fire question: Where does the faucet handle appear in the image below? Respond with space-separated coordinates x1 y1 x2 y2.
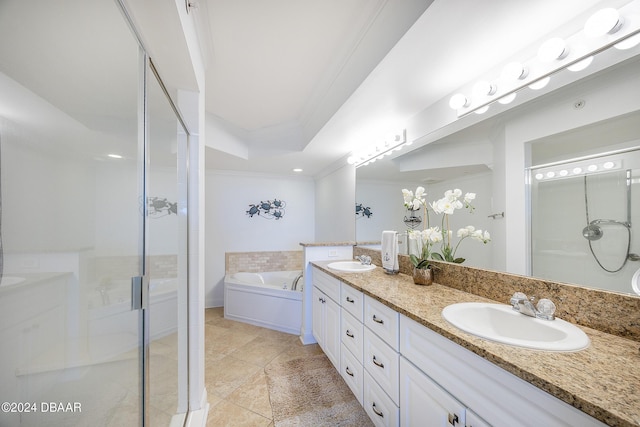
536 298 556 320
510 292 527 307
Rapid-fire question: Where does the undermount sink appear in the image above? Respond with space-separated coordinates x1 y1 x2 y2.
327 261 376 273
442 302 590 352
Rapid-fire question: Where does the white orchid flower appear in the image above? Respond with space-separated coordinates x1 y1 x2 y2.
457 225 476 238
402 189 413 205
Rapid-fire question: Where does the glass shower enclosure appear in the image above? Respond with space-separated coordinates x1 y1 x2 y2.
530 148 640 295
0 0 188 425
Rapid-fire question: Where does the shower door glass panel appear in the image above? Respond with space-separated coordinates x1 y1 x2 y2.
531 150 640 294
146 63 189 423
0 1 144 425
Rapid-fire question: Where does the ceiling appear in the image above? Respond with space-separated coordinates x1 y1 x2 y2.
199 0 624 176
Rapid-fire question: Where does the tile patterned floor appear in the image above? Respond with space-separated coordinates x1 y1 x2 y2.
205 307 326 427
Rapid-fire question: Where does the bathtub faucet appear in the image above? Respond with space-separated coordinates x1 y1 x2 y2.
291 273 304 291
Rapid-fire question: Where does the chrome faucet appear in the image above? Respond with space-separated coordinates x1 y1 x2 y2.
291 273 304 291
355 255 372 265
510 292 556 321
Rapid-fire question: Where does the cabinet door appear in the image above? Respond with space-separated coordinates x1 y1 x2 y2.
400 357 466 427
312 286 324 346
324 296 341 370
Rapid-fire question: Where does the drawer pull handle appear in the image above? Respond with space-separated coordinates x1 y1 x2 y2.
448 413 459 426
318 297 325 303
345 366 354 377
372 314 384 324
345 330 354 338
346 296 355 303
372 355 384 368
372 402 384 418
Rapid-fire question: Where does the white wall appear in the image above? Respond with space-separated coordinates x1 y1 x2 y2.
314 164 356 242
205 170 315 307
356 180 414 242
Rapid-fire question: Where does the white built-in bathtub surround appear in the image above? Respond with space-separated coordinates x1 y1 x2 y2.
224 270 303 335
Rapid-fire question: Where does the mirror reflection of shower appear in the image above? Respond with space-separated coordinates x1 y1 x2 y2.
530 148 640 294
582 169 639 272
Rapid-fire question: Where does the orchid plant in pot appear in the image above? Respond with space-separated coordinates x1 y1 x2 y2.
402 187 491 284
403 186 440 285
429 189 491 264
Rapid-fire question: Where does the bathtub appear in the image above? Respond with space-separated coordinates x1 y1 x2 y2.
224 270 303 335
88 277 178 361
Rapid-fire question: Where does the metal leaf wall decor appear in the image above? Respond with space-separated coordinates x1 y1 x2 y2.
356 203 373 219
246 199 286 220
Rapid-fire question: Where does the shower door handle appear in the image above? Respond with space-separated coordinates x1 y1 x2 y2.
131 275 148 310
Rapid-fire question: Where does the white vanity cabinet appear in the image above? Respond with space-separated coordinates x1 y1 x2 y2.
311 269 341 370
311 266 606 427
400 314 606 427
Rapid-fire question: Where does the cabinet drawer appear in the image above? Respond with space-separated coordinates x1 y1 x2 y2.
400 357 466 427
364 327 399 406
341 344 363 406
364 370 399 427
364 295 399 350
312 267 341 302
342 309 363 360
341 282 364 321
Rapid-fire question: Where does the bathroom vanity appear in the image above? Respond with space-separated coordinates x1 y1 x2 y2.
310 261 640 427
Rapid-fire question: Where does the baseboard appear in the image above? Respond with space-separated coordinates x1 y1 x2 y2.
184 388 210 427
205 295 223 308
299 331 317 345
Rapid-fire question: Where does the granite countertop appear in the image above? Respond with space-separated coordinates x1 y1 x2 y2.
312 260 640 427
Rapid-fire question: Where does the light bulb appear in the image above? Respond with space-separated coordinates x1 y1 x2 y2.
473 80 496 97
567 56 593 72
502 62 528 80
449 93 469 109
615 33 640 50
538 38 569 62
529 77 550 90
584 8 623 38
498 93 517 104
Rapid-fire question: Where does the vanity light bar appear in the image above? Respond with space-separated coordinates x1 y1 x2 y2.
348 129 408 168
533 159 622 182
449 0 640 117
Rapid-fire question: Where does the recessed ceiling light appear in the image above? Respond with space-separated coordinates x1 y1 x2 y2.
108 154 123 159
292 168 303 173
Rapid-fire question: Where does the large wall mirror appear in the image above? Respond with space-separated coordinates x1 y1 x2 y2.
356 44 640 297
